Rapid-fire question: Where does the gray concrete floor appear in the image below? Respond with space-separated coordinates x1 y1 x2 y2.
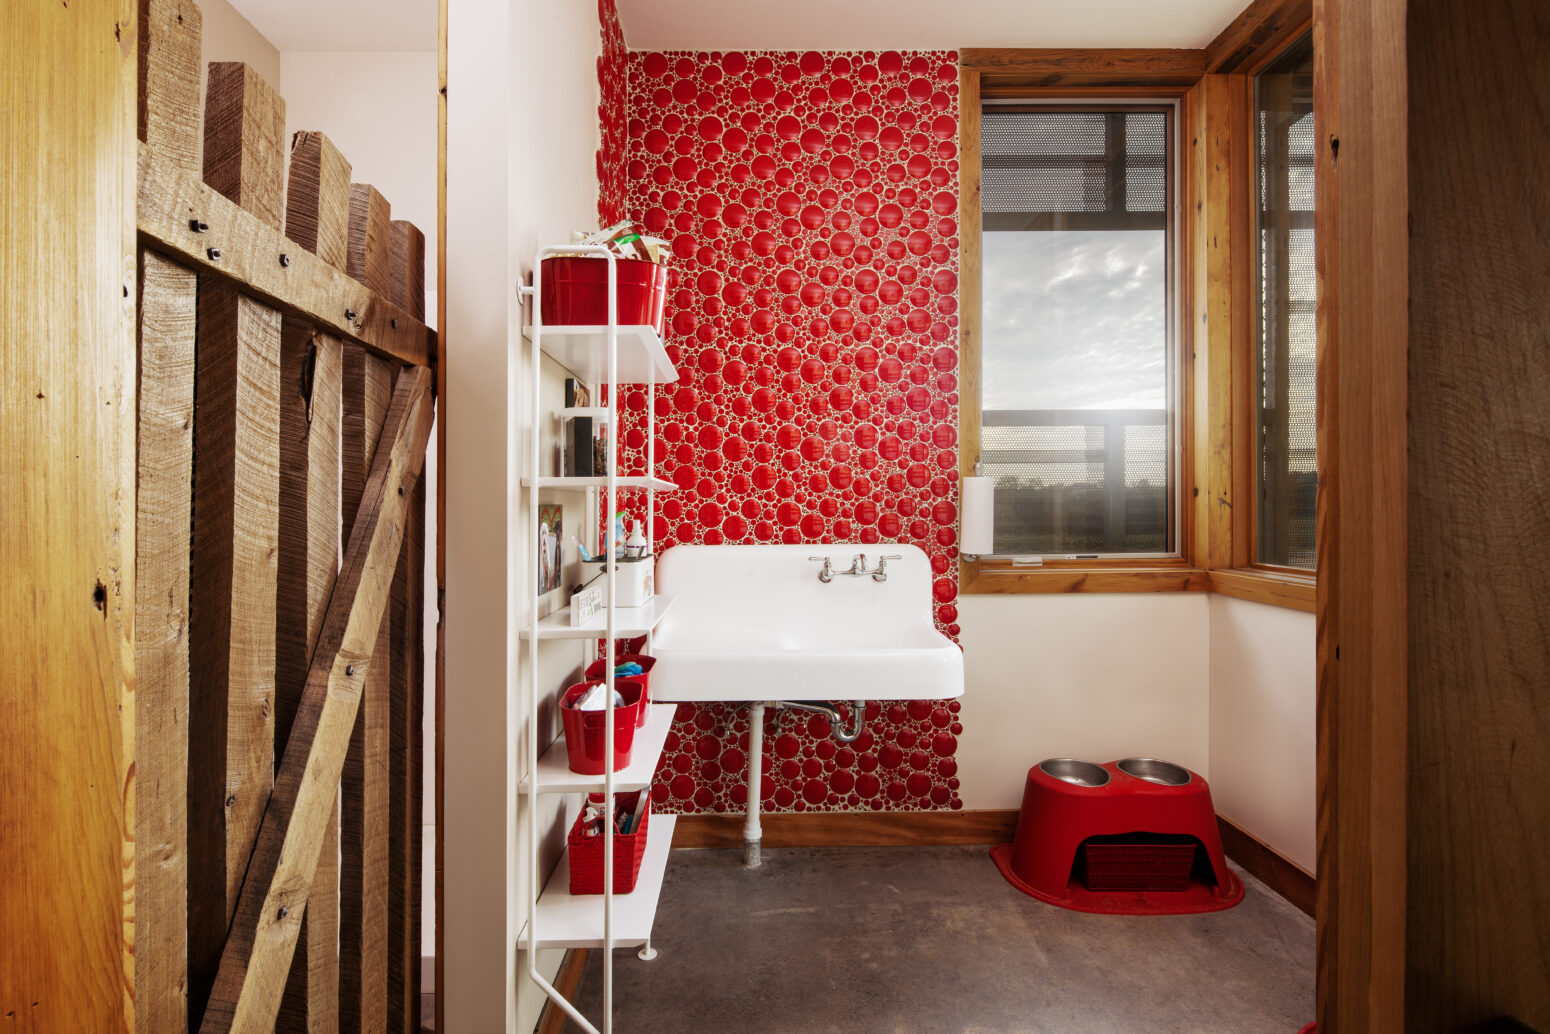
569 845 1314 1034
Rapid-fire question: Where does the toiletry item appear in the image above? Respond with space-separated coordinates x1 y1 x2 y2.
613 662 643 677
574 536 596 563
625 519 648 559
573 683 627 711
611 512 628 558
627 790 650 835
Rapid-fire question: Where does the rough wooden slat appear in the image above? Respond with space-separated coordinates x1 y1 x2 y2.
275 120 353 1034
286 132 352 275
138 0 203 172
275 322 343 1034
137 144 434 368
389 221 426 323
347 185 391 298
186 283 282 1029
339 346 394 1034
1 2 137 1029
135 249 198 1034
387 471 425 1033
408 474 426 1022
203 63 286 232
197 366 435 1034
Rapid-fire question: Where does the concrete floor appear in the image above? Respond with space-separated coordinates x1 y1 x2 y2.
569 844 1314 1034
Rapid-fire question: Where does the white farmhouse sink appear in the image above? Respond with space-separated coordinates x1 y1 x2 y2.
652 544 964 703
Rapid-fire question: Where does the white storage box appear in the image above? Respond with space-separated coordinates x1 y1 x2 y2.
584 555 654 608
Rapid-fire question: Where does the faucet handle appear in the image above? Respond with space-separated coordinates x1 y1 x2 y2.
872 554 903 581
807 556 833 583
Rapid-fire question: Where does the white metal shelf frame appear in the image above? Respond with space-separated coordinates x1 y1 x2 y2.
516 245 667 1034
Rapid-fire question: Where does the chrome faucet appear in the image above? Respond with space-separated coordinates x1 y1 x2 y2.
846 553 869 576
872 555 902 582
807 556 833 582
809 553 903 582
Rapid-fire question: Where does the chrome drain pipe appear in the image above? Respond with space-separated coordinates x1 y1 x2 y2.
777 700 869 744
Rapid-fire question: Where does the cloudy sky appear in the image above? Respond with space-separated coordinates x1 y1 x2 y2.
981 230 1167 412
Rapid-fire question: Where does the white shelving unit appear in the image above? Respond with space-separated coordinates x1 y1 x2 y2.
515 246 678 1034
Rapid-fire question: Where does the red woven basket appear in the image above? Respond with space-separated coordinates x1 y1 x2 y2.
1081 834 1200 892
568 790 651 895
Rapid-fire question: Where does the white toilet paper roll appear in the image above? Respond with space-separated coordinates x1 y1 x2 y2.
960 476 995 556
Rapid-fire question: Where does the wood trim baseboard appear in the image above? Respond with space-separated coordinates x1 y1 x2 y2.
1217 816 1316 917
672 809 1020 850
534 948 592 1034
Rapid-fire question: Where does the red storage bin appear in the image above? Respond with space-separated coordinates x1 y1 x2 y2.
559 679 643 775
1080 834 1200 892
540 256 667 333
583 654 656 726
568 790 651 894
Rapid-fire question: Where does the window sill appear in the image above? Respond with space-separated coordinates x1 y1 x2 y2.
959 560 1210 595
1206 568 1316 612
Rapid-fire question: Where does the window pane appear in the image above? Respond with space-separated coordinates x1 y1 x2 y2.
1254 35 1318 568
980 109 1174 555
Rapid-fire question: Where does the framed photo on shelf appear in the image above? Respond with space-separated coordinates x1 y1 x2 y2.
537 502 563 595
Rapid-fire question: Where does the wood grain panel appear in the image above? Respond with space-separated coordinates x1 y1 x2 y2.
136 145 433 368
138 0 202 172
0 5 137 1030
285 132 352 275
1405 0 1550 1026
1205 0 1313 73
187 284 282 1030
389 221 426 323
387 477 423 1034
1313 0 1409 1028
1207 568 1316 612
203 64 286 233
347 185 391 298
339 347 393 1034
197 367 435 1034
961 48 1206 86
135 249 198 1034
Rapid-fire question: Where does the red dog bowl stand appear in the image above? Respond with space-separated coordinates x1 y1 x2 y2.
990 759 1245 916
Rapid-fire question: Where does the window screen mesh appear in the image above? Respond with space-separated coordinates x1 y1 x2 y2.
982 111 1168 229
1255 35 1318 568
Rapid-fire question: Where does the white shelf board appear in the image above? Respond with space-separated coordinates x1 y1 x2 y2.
558 406 611 422
522 475 676 491
534 594 676 640
522 702 678 795
517 814 678 950
523 324 678 386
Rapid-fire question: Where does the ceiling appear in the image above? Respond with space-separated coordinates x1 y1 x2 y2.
616 0 1245 51
226 0 435 52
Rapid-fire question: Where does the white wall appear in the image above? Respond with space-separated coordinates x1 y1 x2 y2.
957 594 1212 810
444 0 605 1030
280 51 439 294
1208 594 1317 871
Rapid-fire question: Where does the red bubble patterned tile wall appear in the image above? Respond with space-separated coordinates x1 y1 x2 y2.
605 44 965 813
596 0 627 226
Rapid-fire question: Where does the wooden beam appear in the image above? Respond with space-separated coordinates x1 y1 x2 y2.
389 220 426 322
1314 0 1410 1028
135 249 198 1034
137 144 434 368
347 185 392 298
961 47 1207 88
138 0 202 173
0 2 137 1029
285 132 352 274
1205 0 1313 74
198 366 436 1034
387 476 423 1034
535 950 593 1034
339 344 393 1034
186 281 282 1029
275 121 352 1034
203 63 286 233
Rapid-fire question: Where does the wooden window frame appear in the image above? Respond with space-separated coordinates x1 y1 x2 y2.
958 16 1316 611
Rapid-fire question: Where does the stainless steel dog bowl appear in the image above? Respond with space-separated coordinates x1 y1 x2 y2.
1038 758 1111 787
1117 757 1192 786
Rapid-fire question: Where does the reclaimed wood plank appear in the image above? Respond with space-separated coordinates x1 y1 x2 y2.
387 468 425 1033
276 122 352 1034
138 0 203 173
135 248 198 1034
203 63 286 232
347 185 391 298
197 367 436 1034
1205 0 1312 73
137 144 434 368
389 221 426 322
186 282 282 1029
0 2 137 1029
339 343 393 1034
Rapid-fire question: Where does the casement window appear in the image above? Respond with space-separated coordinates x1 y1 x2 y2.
1252 34 1317 569
978 106 1178 558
